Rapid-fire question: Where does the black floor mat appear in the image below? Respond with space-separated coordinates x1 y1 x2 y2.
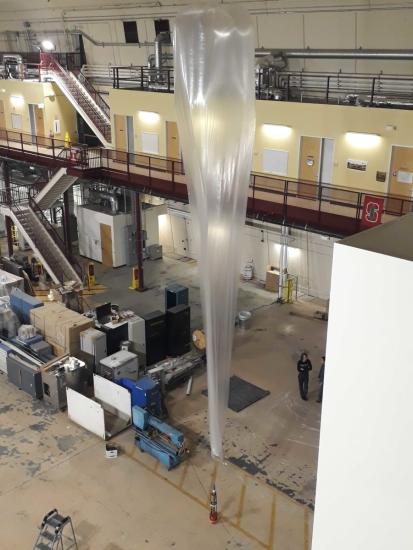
202 375 270 412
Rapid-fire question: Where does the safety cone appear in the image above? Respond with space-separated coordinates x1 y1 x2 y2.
209 483 218 524
129 267 140 290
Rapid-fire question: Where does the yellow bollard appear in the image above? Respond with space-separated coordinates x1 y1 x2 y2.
87 262 96 288
64 131 70 148
129 267 139 290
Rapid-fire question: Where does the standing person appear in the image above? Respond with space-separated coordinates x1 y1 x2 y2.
317 356 325 403
297 352 312 400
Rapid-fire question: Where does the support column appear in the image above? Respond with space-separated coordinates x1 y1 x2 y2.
63 190 72 257
135 192 145 291
2 160 13 257
277 224 288 302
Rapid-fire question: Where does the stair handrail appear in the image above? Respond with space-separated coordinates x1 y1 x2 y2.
77 71 110 119
28 197 84 282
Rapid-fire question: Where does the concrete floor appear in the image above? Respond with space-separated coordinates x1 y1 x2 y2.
0 254 326 549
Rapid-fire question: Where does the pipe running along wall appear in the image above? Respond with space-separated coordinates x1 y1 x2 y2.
174 5 256 458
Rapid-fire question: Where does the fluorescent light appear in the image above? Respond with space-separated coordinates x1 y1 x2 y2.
288 246 300 259
345 132 380 148
263 124 292 139
10 95 24 108
41 40 55 51
138 111 160 124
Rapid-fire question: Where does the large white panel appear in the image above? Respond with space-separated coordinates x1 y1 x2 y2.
313 233 413 550
93 374 131 422
67 388 105 439
262 149 288 176
141 132 159 155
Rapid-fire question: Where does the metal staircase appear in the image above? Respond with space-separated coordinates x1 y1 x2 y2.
10 202 82 285
34 167 78 210
41 53 111 148
0 185 82 285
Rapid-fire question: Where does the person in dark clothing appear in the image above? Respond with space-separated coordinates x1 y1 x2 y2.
317 356 325 403
297 352 312 400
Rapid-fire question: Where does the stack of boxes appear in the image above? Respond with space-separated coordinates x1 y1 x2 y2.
30 303 94 357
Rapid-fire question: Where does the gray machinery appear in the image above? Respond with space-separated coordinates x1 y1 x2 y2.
42 356 89 410
99 350 139 381
80 328 107 369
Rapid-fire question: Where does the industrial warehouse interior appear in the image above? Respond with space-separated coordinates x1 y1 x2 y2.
0 1 411 549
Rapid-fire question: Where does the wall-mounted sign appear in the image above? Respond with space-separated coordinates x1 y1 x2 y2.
361 195 384 228
347 159 367 171
376 171 386 182
396 170 413 184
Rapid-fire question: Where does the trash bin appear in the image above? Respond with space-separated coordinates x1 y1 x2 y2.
238 310 251 330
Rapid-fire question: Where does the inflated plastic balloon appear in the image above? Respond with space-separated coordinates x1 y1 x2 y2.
174 5 256 458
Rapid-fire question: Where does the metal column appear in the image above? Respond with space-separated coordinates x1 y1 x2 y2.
63 189 72 257
277 224 289 302
135 192 145 291
2 160 14 257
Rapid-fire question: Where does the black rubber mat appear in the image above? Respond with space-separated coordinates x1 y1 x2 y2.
202 375 270 412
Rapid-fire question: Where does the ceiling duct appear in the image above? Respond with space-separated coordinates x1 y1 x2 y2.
255 48 413 60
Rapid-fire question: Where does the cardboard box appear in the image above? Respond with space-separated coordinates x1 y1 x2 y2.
265 265 280 292
31 303 93 355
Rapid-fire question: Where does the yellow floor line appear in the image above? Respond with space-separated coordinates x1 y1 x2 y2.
235 476 247 527
178 459 190 489
125 450 270 549
268 494 277 549
304 507 310 550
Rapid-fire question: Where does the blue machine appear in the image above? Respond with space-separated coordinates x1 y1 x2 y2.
10 288 42 324
117 376 163 417
132 406 185 470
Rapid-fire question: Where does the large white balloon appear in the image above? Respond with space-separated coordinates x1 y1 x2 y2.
174 5 256 458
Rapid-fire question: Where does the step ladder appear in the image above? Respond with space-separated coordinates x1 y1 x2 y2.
33 509 78 550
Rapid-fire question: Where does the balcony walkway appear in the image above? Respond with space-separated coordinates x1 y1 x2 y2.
1 129 411 238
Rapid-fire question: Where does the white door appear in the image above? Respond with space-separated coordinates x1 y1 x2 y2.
170 214 188 256
320 138 335 184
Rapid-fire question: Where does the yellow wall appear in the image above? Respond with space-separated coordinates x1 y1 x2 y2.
109 88 413 194
0 80 78 142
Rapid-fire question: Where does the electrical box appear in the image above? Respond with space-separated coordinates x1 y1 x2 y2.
142 311 166 366
165 283 189 310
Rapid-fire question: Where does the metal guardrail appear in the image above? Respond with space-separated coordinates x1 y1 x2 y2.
1 128 413 237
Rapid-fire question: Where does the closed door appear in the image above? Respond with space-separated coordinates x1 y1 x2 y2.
35 105 47 146
100 224 113 267
388 146 413 213
0 100 5 139
320 138 335 185
126 115 134 154
298 136 322 197
166 121 180 159
114 114 127 162
170 215 188 256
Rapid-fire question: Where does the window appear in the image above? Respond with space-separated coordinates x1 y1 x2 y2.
123 21 139 44
154 19 170 35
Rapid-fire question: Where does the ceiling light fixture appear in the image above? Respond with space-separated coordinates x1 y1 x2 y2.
262 124 292 138
345 132 381 148
41 40 55 52
138 111 160 124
